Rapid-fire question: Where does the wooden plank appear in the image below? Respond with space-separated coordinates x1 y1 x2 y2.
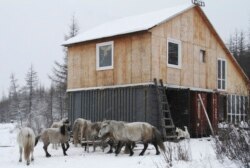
151 36 160 80
131 35 142 83
193 45 200 87
171 15 181 39
181 42 193 86
141 34 151 82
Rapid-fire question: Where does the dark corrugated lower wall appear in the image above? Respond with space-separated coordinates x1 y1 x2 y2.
68 85 160 129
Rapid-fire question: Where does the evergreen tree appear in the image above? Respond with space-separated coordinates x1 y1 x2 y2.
25 64 38 127
49 15 79 120
8 73 22 124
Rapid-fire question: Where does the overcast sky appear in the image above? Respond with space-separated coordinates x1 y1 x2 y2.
0 0 250 98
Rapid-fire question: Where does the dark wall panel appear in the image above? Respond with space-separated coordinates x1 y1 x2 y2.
69 85 160 128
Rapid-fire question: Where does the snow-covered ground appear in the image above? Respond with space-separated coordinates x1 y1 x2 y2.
0 123 240 168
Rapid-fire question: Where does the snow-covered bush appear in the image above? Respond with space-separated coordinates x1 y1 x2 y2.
160 140 191 167
214 123 250 168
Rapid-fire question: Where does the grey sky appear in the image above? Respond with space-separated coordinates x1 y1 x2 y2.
0 0 250 98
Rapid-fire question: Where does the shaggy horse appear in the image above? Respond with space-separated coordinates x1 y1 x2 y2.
35 123 70 157
17 127 35 165
98 120 165 156
176 126 190 140
50 118 69 149
84 122 102 152
72 118 91 147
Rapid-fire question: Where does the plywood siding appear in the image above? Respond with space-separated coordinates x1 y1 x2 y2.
67 32 151 89
150 7 249 95
68 7 249 95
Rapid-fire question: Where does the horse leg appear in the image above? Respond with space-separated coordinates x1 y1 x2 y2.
31 148 34 161
65 142 70 151
107 140 114 154
126 143 134 156
115 141 122 156
152 141 160 155
26 156 30 166
139 143 148 156
19 146 22 162
61 143 67 156
43 143 51 157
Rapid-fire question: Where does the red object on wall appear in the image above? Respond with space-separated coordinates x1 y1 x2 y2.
190 92 218 137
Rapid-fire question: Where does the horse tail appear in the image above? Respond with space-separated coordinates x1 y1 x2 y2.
73 120 79 145
24 133 33 161
152 127 166 152
35 135 41 146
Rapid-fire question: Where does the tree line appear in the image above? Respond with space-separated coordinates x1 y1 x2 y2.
0 16 79 133
227 26 250 79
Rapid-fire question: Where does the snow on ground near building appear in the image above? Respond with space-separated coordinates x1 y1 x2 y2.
0 123 239 168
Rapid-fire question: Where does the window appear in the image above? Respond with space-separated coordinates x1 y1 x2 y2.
167 38 181 68
227 95 248 124
96 41 113 70
217 58 226 90
200 50 206 63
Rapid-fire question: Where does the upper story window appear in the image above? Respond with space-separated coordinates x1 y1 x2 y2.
167 38 182 68
217 58 227 90
200 50 206 63
96 41 114 70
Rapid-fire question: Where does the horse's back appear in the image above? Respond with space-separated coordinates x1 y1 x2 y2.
124 122 154 142
17 127 35 146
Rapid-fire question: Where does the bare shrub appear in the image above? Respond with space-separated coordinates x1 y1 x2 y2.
158 140 192 168
214 123 250 168
162 142 173 167
175 140 192 161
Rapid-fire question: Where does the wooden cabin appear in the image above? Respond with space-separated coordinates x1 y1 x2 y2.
63 4 250 138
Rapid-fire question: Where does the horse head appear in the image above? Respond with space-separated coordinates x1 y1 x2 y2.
98 122 110 138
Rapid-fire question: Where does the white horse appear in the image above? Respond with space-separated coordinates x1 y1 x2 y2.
17 127 35 165
98 120 166 156
176 126 190 140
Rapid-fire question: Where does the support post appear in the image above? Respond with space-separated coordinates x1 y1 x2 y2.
198 94 214 136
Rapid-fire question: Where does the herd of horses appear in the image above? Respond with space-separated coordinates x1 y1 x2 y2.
18 118 191 166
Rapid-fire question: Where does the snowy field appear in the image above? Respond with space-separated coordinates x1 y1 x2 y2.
0 123 240 168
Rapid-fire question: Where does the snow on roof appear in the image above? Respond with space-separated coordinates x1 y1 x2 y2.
63 3 194 46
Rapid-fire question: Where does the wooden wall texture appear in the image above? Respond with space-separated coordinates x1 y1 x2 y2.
67 7 249 96
150 8 249 95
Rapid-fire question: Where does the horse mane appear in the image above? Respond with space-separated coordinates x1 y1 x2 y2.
91 122 101 131
60 125 66 135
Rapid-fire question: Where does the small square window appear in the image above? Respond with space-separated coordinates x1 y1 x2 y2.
200 50 206 63
96 41 113 70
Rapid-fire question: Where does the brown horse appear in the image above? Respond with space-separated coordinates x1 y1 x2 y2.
98 120 165 156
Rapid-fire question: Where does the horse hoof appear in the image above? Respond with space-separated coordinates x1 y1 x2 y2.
156 152 160 155
27 162 30 166
46 154 51 158
129 153 134 156
139 153 144 156
19 159 22 162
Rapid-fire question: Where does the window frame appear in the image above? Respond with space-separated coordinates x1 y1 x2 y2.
96 41 114 71
167 38 182 69
217 58 227 91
